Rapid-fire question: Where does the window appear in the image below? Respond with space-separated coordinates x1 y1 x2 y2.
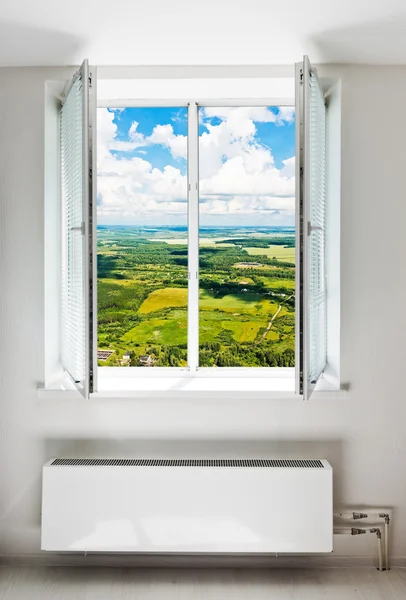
96 103 295 376
55 57 339 399
198 106 295 369
97 106 189 368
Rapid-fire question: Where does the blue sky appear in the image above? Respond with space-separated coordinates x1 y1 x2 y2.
109 107 188 174
97 106 295 227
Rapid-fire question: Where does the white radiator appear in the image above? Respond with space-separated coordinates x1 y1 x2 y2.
41 458 333 553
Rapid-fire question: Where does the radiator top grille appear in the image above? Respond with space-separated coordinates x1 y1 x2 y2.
50 458 324 468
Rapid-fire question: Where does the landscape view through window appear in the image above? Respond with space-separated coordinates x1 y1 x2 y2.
97 105 295 368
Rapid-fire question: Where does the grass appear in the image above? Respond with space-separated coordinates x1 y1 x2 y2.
122 313 187 346
199 290 262 311
97 231 296 367
263 329 279 341
199 290 285 317
199 318 268 343
222 321 267 342
231 277 255 285
257 277 295 290
139 288 188 314
199 319 224 343
100 278 139 286
258 300 288 316
244 245 295 263
105 284 291 347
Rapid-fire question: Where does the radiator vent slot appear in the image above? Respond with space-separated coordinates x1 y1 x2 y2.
50 458 324 468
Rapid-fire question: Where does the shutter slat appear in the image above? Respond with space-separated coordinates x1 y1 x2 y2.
60 74 86 384
308 69 327 383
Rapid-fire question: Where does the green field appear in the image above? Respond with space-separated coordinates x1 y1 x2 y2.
256 276 295 290
199 290 283 317
122 313 188 346
245 245 295 263
222 321 268 342
199 290 262 311
97 226 295 368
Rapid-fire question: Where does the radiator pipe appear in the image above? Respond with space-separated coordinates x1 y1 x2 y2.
333 528 382 571
369 528 383 572
335 512 391 521
334 511 391 570
383 515 390 570
334 528 366 535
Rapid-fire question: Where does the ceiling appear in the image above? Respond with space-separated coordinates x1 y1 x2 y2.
1 0 406 67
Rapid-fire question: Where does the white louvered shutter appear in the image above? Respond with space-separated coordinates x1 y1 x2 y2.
60 60 94 397
296 56 327 400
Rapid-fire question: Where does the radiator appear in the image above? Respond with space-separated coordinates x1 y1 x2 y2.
41 458 333 553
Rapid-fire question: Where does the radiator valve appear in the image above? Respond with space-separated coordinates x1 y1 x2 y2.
351 528 366 535
352 512 368 520
370 528 382 539
379 513 390 524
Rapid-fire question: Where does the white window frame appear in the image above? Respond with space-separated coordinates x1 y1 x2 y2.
40 61 343 400
96 98 296 386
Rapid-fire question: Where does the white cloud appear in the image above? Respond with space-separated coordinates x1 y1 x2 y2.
280 156 295 179
98 110 148 157
128 121 145 144
199 107 294 205
148 124 187 160
276 106 295 124
97 107 295 224
202 106 295 126
200 195 295 215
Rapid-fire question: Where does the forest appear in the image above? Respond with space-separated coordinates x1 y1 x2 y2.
97 226 295 368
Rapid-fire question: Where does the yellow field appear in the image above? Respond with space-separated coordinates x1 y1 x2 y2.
139 288 188 314
100 278 137 286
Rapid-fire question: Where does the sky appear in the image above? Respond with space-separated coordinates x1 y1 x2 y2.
97 105 295 227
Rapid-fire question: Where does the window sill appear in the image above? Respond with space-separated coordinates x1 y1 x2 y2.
37 376 347 401
97 373 295 394
37 368 347 400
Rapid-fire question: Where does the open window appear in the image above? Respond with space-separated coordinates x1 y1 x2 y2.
52 57 338 399
59 59 96 397
296 56 329 400
95 101 296 390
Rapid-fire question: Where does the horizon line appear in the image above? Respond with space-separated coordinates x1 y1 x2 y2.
97 224 295 229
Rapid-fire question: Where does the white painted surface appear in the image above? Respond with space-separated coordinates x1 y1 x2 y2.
1 65 406 563
3 2 406 66
97 78 296 103
96 376 296 394
41 460 332 553
0 567 405 600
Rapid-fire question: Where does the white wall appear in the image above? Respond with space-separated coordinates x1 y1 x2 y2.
1 65 406 560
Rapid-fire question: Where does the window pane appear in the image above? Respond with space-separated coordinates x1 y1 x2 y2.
97 107 188 367
198 106 295 368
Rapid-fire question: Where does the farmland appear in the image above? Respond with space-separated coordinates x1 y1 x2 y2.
97 226 295 368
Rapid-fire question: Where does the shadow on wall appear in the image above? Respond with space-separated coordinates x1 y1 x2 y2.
0 439 75 550
308 15 406 64
0 20 85 67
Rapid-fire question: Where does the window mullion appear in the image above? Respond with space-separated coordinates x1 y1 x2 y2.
187 102 199 372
